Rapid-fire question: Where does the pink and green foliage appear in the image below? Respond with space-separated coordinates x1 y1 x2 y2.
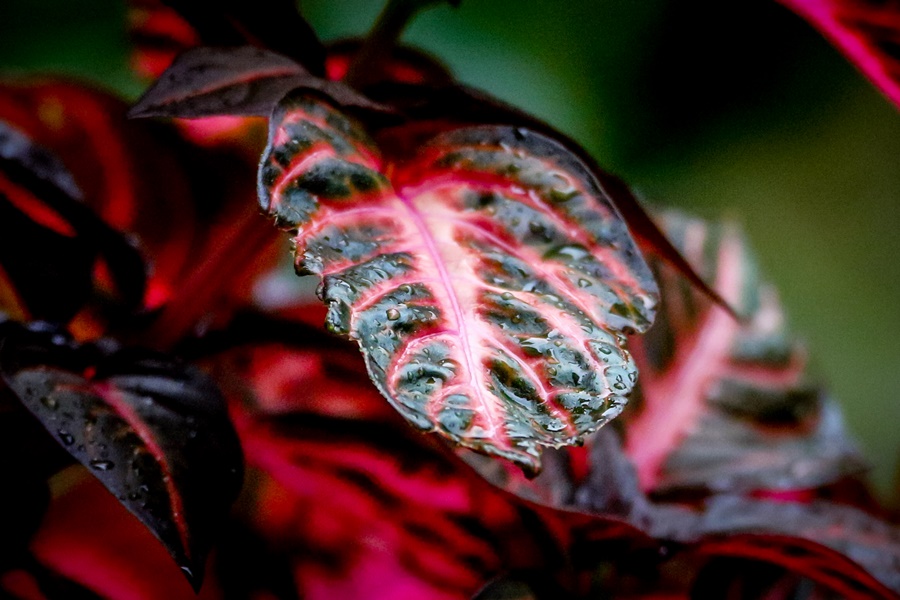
1 0 900 598
257 91 657 472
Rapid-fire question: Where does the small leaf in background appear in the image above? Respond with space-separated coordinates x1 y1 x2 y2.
258 91 658 472
129 46 307 118
129 46 389 120
0 121 146 323
624 211 866 495
0 321 243 589
779 0 900 110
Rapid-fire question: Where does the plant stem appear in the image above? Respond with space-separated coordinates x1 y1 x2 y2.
344 0 444 89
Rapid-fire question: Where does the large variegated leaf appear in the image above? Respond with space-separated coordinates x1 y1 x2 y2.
258 91 658 472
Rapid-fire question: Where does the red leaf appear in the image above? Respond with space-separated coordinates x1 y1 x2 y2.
779 0 900 109
130 46 390 120
258 91 659 472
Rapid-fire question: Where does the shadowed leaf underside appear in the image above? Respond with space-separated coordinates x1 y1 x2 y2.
258 92 658 472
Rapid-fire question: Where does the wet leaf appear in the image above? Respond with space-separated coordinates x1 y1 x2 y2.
0 321 243 589
130 46 389 120
623 211 866 495
258 91 658 472
780 0 900 109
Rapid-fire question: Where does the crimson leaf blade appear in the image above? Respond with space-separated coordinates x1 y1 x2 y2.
0 321 243 590
258 92 658 473
779 0 900 109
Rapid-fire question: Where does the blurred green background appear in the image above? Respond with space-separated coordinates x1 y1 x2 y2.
2 0 898 498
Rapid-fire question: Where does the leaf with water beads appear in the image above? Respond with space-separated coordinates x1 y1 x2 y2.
0 320 243 590
258 91 658 473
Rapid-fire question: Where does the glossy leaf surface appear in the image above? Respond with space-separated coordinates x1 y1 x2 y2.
0 321 243 588
258 92 658 472
624 212 866 494
780 0 900 109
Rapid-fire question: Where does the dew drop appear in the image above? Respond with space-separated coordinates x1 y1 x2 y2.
386 308 401 321
501 291 513 300
40 397 59 411
90 459 115 471
57 430 74 446
511 314 522 324
578 278 592 288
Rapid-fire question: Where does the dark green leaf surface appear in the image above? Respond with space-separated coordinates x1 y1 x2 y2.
258 91 658 472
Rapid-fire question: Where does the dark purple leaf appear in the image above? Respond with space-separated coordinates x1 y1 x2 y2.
129 46 308 118
258 91 659 473
130 46 392 119
0 320 243 590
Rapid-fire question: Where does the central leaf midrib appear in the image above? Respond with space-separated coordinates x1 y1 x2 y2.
395 193 499 439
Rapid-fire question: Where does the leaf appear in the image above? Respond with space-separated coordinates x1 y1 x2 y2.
779 0 900 110
129 46 307 118
258 91 659 473
130 46 389 120
622 211 866 495
0 120 146 322
0 321 243 589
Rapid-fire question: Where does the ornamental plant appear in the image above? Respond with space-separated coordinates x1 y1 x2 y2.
1 0 899 598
